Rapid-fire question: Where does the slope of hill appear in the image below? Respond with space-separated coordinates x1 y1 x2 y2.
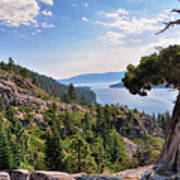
0 62 168 174
59 72 125 85
5 63 96 105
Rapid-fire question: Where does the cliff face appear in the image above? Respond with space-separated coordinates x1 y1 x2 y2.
0 70 85 112
0 70 88 133
116 107 162 139
0 71 50 109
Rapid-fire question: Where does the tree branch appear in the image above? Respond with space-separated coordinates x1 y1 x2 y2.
171 9 180 13
156 19 180 35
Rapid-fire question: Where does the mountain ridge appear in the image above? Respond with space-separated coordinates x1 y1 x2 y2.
59 71 125 85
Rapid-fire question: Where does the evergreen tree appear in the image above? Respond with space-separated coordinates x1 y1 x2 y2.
0 97 5 111
0 119 14 170
32 76 40 86
106 129 129 164
68 83 77 102
7 57 15 71
95 104 104 136
92 137 107 173
80 96 88 106
63 111 72 134
45 133 63 171
62 93 70 103
69 134 95 173
19 68 30 78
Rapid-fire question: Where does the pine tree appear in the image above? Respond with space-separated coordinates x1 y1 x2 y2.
69 134 96 173
7 57 15 71
45 133 63 171
92 137 107 173
19 68 30 79
62 93 70 103
32 77 40 86
0 97 5 111
95 104 104 136
0 119 14 170
68 83 77 102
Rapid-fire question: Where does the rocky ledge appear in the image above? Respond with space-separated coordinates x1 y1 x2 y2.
0 166 155 180
141 172 180 180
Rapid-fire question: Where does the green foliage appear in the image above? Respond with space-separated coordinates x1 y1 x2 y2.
0 97 5 111
32 77 40 86
7 57 15 72
0 59 168 172
67 134 97 173
0 100 165 172
68 83 77 102
135 134 164 166
18 162 34 171
122 45 180 95
45 133 63 171
0 60 96 105
0 118 14 170
19 68 30 79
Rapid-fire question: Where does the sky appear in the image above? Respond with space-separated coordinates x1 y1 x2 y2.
0 0 180 79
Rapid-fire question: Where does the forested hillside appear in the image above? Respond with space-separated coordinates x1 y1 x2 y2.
0 58 96 105
0 59 170 174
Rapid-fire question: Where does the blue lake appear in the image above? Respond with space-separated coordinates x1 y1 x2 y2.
78 82 178 115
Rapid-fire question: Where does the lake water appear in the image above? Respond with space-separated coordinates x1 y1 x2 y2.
78 82 178 115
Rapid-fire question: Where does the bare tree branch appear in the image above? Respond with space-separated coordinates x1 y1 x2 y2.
171 9 180 13
156 19 180 35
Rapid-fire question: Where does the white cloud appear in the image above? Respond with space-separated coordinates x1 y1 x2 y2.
31 29 41 35
96 11 161 35
41 22 55 28
82 17 89 22
40 0 53 6
0 0 40 27
44 30 180 79
100 31 126 46
96 8 178 47
117 9 129 15
42 10 52 16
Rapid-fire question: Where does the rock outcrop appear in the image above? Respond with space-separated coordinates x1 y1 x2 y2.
31 171 74 180
4 170 75 180
141 172 180 180
113 165 154 180
0 167 158 180
0 172 10 180
8 170 29 180
78 175 122 180
123 137 138 159
0 71 87 127
0 71 50 109
116 109 161 139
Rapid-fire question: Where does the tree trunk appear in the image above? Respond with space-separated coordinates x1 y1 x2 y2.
157 92 180 174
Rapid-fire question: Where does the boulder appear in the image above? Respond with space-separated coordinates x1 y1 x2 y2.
0 172 10 180
123 137 138 159
141 172 180 180
77 175 122 180
114 165 154 180
31 171 75 180
8 170 30 180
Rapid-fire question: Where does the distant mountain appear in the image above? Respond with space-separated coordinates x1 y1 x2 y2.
110 82 168 89
59 72 125 85
110 82 124 88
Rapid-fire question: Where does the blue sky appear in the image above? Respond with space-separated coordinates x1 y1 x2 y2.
0 0 180 79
